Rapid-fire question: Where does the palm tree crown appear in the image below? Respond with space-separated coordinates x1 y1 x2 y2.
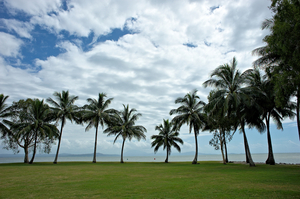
151 119 183 163
203 57 250 115
104 104 147 163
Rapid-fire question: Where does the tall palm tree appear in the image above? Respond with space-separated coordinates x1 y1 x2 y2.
47 90 80 164
169 89 206 164
246 69 295 165
82 93 115 163
11 99 59 164
104 104 147 163
151 119 184 163
203 57 257 166
0 94 11 136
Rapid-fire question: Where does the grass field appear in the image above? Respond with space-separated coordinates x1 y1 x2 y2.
0 161 300 198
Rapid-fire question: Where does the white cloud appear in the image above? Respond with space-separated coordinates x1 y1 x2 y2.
4 0 61 16
1 19 34 39
0 32 23 57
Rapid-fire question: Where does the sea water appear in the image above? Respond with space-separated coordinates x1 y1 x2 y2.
0 153 299 164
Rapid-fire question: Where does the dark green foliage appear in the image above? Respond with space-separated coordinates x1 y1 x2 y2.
151 119 184 163
255 0 300 140
7 99 59 164
0 94 11 137
246 69 295 164
203 57 259 166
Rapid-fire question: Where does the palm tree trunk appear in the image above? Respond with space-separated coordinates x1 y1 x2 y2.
297 89 300 141
192 129 198 164
29 130 38 164
93 125 99 163
120 138 126 163
224 138 228 163
53 120 64 164
241 124 255 167
24 145 29 163
265 114 275 165
219 128 226 164
165 148 169 163
220 136 226 164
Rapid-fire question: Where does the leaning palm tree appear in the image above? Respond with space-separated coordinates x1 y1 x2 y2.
0 94 11 136
151 119 184 163
203 57 256 166
169 89 206 164
246 69 295 165
47 90 80 164
104 104 147 163
11 99 59 164
82 93 115 163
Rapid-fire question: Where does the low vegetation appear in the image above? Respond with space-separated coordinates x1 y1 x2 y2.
0 161 299 198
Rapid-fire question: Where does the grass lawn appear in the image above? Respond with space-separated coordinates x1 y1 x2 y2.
0 161 299 198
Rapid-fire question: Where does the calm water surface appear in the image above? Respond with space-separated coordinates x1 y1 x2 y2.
1 153 299 164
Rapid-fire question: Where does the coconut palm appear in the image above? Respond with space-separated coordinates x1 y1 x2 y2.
246 69 295 165
203 57 257 166
11 99 59 164
82 93 115 163
169 89 206 164
151 119 184 163
104 104 147 163
46 90 80 164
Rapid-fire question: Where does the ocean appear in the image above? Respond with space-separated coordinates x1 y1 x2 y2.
0 153 299 164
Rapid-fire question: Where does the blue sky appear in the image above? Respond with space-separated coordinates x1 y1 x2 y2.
0 0 299 159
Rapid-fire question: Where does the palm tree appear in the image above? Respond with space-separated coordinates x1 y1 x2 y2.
151 119 184 163
46 90 80 164
0 94 11 136
246 69 295 165
203 57 256 166
104 104 147 163
169 89 206 164
82 93 115 163
204 91 235 164
11 99 59 164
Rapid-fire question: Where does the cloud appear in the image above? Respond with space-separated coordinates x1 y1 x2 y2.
1 19 34 39
0 32 23 57
4 0 61 16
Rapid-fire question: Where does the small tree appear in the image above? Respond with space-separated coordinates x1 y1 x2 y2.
151 119 183 163
104 104 146 163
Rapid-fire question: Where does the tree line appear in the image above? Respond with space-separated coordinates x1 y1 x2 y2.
1 0 299 166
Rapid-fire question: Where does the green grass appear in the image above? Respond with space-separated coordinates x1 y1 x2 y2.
0 161 300 199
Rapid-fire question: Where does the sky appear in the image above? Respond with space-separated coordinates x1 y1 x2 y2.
0 0 299 158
